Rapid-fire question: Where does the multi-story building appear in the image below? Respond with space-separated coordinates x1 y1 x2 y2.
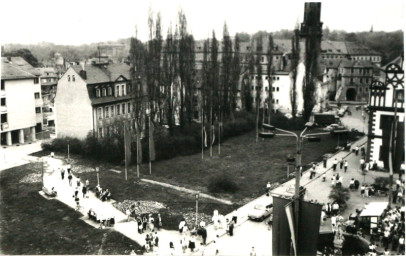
1 58 39 145
366 56 404 171
37 67 59 126
55 62 133 139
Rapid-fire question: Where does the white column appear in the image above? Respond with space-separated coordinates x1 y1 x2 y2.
31 127 36 142
19 129 24 144
6 131 12 146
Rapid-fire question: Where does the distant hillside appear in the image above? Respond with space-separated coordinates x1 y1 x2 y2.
2 30 403 66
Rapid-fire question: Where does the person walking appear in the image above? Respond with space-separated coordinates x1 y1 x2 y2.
138 217 143 234
154 232 159 248
189 234 196 252
360 158 365 171
266 181 271 195
333 159 338 171
74 187 79 197
344 160 348 173
126 208 131 222
340 158 344 169
201 227 207 245
229 219 234 236
148 214 155 232
355 146 359 156
74 195 80 211
82 184 87 198
60 168 65 180
156 213 162 231
85 179 89 188
310 164 316 179
68 173 73 186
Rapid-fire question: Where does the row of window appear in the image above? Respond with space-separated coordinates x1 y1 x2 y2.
350 68 371 75
252 76 280 80
67 75 76 82
351 56 380 62
252 86 280 92
253 99 280 104
349 78 370 84
96 84 128 98
97 102 132 120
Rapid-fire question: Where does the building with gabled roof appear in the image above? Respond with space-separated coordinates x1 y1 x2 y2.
55 62 134 139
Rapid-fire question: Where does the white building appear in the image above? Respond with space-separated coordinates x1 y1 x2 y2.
1 58 39 145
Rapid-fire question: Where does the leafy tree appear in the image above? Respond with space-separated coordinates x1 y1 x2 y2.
329 186 350 206
290 29 300 119
221 22 233 117
266 34 274 123
3 48 40 67
235 32 250 42
230 34 241 119
254 35 263 141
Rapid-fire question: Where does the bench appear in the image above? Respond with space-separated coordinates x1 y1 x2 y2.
42 187 57 197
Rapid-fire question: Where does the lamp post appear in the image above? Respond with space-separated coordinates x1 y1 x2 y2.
195 193 199 228
96 167 100 186
146 107 152 175
67 139 70 162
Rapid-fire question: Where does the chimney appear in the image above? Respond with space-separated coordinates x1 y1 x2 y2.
79 69 87 80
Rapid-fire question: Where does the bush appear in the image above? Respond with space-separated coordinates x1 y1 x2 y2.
329 186 350 206
374 177 390 190
267 112 306 130
207 174 239 193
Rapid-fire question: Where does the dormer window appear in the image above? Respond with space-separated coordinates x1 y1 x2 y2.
108 87 112 96
102 88 106 97
96 89 101 97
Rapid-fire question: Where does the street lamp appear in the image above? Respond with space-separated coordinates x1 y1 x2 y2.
260 122 329 255
96 167 100 186
195 193 199 228
67 139 70 162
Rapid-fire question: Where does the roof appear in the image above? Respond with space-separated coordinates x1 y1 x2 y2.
1 58 37 80
1 57 41 76
360 202 388 217
381 55 404 71
71 63 131 84
321 41 347 55
345 42 380 56
36 67 58 78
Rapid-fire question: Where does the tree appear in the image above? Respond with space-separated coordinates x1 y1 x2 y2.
266 34 274 123
230 34 241 119
329 186 350 206
3 48 40 67
221 22 233 117
290 29 300 119
209 31 219 156
254 35 263 142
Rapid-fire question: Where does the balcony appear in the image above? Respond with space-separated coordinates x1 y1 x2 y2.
0 106 6 112
0 90 5 97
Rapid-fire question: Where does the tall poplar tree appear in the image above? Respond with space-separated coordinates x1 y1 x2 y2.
290 29 300 119
266 34 274 123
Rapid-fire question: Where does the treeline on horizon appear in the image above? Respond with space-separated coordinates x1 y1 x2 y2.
2 28 404 67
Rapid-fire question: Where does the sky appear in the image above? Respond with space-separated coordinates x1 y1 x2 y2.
0 0 404 45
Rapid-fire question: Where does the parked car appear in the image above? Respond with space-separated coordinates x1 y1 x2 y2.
248 201 273 221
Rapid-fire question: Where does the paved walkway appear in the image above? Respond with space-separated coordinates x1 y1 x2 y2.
0 141 43 171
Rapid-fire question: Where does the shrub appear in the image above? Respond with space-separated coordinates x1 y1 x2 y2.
207 174 239 193
267 112 306 130
329 186 350 206
374 177 390 190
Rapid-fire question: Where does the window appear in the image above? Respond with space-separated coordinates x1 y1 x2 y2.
1 80 4 90
366 78 369 84
105 106 109 118
272 87 275 92
116 105 120 115
116 85 120 96
396 90 404 103
110 106 114 116
122 104 126 114
97 107 103 120
265 87 268 91
35 107 41 113
277 87 279 92
34 78 39 84
122 84 126 96
102 88 106 97
108 87 112 96
96 89 101 97
68 75 71 81
350 78 353 83
1 98 6 106
251 86 254 90
98 128 103 138
72 75 75 82
277 77 279 81
1 113 7 124
360 78 363 83
34 92 40 99
128 103 131 113
351 68 354 74
261 56 265 62
276 99 279 104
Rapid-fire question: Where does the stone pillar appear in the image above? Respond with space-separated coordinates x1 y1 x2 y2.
6 131 12 146
31 127 36 142
19 129 24 144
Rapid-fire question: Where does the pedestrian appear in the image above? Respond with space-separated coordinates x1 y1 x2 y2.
67 163 72 174
126 208 131 222
400 162 405 180
250 246 257 256
365 185 369 197
361 184 365 197
138 217 143 234
332 202 339 215
142 215 148 232
338 176 343 187
344 160 348 172
355 146 359 155
169 241 175 255
156 213 162 230
232 210 238 224
360 158 365 170
201 228 207 245
310 164 316 179
60 168 65 180
333 158 338 171
350 178 355 189
179 219 186 233
50 152 55 158
189 234 196 252
331 176 336 187
228 221 234 236
74 187 79 197
82 184 87 198
154 232 159 247
322 173 326 182
68 173 73 186
340 158 344 169
85 179 89 188
181 234 187 253
148 214 155 231
266 181 271 196
399 235 405 254
74 195 80 211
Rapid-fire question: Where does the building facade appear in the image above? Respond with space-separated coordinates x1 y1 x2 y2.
366 57 404 170
1 58 39 145
55 63 134 139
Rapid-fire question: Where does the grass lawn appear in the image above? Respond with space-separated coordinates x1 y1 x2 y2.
0 163 141 255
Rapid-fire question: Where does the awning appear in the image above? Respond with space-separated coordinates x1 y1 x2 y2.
360 202 388 217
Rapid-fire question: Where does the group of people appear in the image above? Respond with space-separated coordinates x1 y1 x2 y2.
332 158 349 172
135 212 162 234
143 231 160 253
368 207 405 254
95 185 111 201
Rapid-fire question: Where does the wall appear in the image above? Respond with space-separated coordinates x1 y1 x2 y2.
3 79 36 132
55 68 93 139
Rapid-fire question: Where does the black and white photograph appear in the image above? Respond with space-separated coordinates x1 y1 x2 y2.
0 0 405 255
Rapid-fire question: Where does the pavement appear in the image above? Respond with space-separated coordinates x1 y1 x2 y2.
0 140 44 171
